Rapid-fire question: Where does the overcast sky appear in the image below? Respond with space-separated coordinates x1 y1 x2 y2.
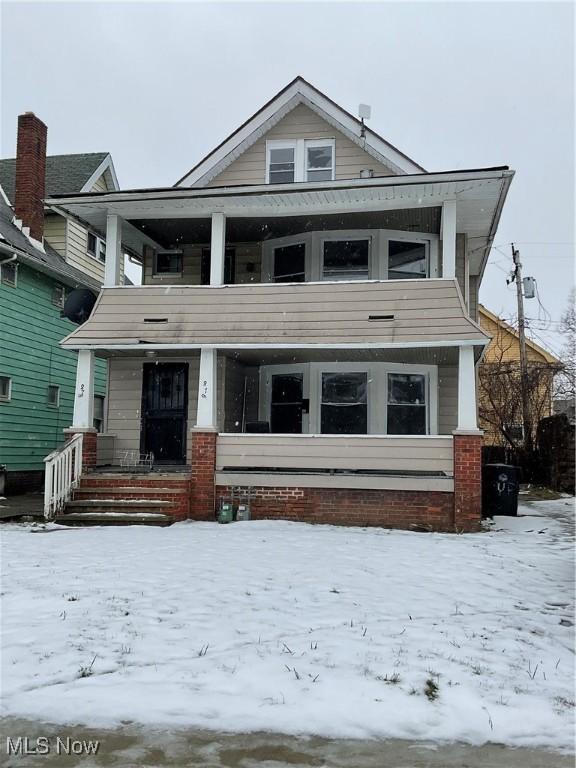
1 1 574 356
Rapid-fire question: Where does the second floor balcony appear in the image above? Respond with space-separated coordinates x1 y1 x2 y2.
46 168 513 307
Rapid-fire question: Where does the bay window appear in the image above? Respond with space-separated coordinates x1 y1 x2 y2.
260 363 437 436
262 229 437 283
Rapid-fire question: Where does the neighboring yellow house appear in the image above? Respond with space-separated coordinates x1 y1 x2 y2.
478 304 561 446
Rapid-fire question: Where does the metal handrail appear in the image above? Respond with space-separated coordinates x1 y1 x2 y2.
43 433 83 520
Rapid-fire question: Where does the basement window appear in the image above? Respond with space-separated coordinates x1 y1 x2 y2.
1 262 17 287
47 385 60 408
0 376 11 402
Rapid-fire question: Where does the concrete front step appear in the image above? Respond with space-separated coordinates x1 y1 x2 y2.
55 511 173 527
75 487 188 496
65 499 175 516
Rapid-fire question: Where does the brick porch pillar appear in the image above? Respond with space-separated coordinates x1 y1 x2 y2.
453 430 483 532
63 427 98 472
190 428 218 520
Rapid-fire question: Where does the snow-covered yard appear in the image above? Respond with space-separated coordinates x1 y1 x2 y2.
1 500 574 751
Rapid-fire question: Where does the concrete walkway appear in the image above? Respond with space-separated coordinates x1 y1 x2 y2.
1 718 573 767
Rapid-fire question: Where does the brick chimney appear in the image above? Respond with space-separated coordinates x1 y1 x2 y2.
14 112 47 241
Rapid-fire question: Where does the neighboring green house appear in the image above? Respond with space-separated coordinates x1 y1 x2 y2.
0 112 121 491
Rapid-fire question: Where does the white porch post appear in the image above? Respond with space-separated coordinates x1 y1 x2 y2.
210 212 226 286
72 350 95 428
104 214 122 287
457 346 478 431
441 200 457 279
196 347 218 428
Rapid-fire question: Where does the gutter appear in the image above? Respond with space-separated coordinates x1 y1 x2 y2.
0 239 99 291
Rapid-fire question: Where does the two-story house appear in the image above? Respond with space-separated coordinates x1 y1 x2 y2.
0 113 122 491
45 77 514 531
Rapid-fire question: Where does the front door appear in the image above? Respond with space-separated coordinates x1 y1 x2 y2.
142 363 188 464
261 365 309 433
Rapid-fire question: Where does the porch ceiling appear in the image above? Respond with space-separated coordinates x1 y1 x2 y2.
221 346 462 366
46 168 514 276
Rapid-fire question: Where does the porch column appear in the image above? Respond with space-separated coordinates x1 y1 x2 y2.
441 200 457 279
210 212 226 285
72 350 95 428
191 347 218 520
453 344 482 532
65 350 97 471
457 345 477 430
196 347 218 427
104 213 122 287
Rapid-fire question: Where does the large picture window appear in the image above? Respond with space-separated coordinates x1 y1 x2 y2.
388 241 427 280
322 239 370 280
321 372 368 434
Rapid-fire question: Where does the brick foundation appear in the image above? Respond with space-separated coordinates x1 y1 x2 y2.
214 485 455 531
453 431 483 532
190 430 218 520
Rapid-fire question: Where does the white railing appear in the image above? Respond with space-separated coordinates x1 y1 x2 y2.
43 433 83 520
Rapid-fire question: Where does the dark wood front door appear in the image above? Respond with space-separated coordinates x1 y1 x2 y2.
142 363 188 464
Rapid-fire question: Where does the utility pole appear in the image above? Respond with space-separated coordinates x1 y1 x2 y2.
509 244 532 454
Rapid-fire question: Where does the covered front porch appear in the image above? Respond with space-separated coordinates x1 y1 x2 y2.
69 341 479 486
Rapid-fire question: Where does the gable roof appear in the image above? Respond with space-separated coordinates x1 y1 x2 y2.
479 304 560 365
0 152 119 203
0 186 100 290
175 76 425 187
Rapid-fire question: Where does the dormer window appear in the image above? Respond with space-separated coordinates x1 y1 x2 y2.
266 139 335 184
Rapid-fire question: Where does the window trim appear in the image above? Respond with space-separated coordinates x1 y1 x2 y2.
47 384 60 408
0 375 12 402
0 261 18 287
259 361 438 436
266 138 336 184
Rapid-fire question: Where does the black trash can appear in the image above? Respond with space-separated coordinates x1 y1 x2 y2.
482 464 521 518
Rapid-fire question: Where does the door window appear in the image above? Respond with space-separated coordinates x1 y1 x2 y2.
321 372 368 434
270 373 303 433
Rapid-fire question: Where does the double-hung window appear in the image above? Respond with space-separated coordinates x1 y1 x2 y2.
87 232 106 263
321 371 368 434
386 372 428 435
267 139 335 183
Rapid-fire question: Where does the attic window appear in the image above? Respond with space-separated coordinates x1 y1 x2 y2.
267 139 335 184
